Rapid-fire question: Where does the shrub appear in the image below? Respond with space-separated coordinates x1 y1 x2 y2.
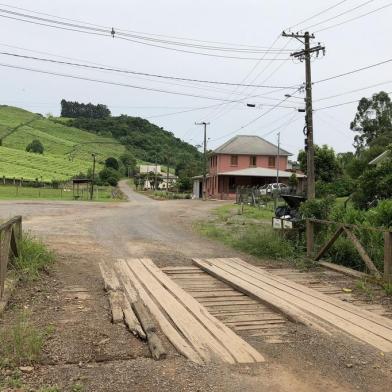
316 176 356 197
11 233 54 280
26 139 44 154
99 167 121 186
365 199 392 228
299 195 335 220
105 157 119 170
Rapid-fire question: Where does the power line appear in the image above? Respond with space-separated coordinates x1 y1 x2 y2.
315 80 392 101
313 58 392 84
316 91 392 110
0 9 294 60
303 0 377 30
0 50 298 89
315 2 392 33
0 2 295 51
287 0 350 30
0 62 303 108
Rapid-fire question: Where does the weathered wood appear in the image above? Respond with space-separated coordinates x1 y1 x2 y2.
99 262 121 292
319 261 369 280
146 331 167 360
384 232 392 283
142 258 264 363
0 227 12 299
0 216 22 233
343 227 382 279
108 291 123 323
309 218 391 233
123 304 146 340
306 219 314 257
116 260 203 364
132 300 157 334
199 258 392 351
9 228 19 258
314 225 344 261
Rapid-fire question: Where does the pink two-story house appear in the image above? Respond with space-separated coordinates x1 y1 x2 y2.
193 135 305 199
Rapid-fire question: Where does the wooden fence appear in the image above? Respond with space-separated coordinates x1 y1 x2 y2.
306 218 392 282
0 216 22 299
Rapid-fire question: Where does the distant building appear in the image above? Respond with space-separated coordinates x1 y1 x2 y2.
193 135 305 199
139 164 161 174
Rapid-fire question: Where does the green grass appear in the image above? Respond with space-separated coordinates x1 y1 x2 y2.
0 106 125 181
213 203 274 221
0 184 117 201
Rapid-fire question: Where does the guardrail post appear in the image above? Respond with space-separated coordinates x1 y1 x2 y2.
384 231 392 283
306 219 314 258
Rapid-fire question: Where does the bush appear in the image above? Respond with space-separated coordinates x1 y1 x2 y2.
99 167 121 186
26 139 44 154
105 157 119 170
365 199 392 228
11 233 54 280
299 195 335 220
316 176 356 197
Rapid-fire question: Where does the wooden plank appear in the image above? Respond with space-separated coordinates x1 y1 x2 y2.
219 314 285 323
205 258 392 351
0 227 12 299
116 260 202 364
343 227 382 279
319 261 369 280
191 291 244 298
202 300 258 307
123 305 146 339
9 228 19 258
99 262 121 292
128 259 234 363
141 258 264 363
230 257 392 332
384 232 392 283
306 219 314 257
108 291 123 323
198 296 252 303
315 225 344 261
146 332 167 360
226 320 286 326
194 259 329 334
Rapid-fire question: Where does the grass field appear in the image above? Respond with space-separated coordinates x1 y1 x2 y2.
0 184 119 201
0 105 126 181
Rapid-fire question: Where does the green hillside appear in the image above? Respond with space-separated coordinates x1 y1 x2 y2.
0 106 126 181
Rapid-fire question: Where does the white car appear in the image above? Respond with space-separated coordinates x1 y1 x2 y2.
259 183 288 195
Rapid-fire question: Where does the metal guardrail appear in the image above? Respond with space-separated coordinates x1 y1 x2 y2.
0 216 22 299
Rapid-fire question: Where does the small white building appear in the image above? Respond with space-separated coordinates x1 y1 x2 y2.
139 164 161 174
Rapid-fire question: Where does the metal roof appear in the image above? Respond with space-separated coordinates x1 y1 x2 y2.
213 135 291 156
218 167 305 178
369 150 390 165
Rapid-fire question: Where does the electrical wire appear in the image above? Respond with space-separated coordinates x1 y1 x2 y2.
315 2 392 32
303 0 377 30
313 58 392 84
0 51 298 89
286 0 350 30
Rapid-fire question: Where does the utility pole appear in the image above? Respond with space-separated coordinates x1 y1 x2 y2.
195 121 210 201
90 153 96 200
274 132 281 210
282 31 325 200
154 152 158 190
166 155 170 195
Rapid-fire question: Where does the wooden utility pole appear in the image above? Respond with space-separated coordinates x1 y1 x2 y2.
166 156 170 195
274 132 281 210
195 121 210 200
282 31 325 200
154 153 158 190
90 153 96 201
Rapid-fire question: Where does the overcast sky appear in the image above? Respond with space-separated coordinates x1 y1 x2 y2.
0 0 391 157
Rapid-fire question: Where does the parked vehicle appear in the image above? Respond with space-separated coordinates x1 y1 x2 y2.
259 183 288 195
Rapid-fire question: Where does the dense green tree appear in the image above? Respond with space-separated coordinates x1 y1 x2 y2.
60 99 111 119
105 157 119 170
119 152 137 174
26 139 44 154
298 144 341 182
350 91 392 152
99 167 120 186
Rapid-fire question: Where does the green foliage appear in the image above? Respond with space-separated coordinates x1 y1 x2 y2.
350 91 392 152
299 196 335 220
0 312 44 366
316 176 356 198
99 167 121 186
26 139 44 154
61 99 110 119
298 144 342 182
177 176 192 192
365 199 392 228
0 106 125 181
352 158 392 209
12 233 54 280
105 156 119 170
119 152 137 174
288 173 298 188
68 114 202 171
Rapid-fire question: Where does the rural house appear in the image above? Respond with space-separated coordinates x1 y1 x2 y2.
193 135 305 199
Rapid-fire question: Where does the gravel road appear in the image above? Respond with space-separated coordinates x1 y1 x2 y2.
0 181 391 391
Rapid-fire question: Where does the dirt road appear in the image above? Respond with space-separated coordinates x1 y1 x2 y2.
0 181 391 391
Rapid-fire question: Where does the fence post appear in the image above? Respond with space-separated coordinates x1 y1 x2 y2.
306 219 314 258
384 231 392 283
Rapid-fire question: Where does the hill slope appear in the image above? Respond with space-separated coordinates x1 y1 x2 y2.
0 106 126 181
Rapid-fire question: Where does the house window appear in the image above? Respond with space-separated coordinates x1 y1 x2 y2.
230 155 238 166
250 156 257 166
268 156 276 167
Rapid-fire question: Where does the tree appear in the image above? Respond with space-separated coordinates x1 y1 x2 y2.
105 157 119 170
288 173 298 189
350 91 392 152
26 139 44 154
119 152 137 174
298 144 341 182
60 99 111 119
99 167 120 186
